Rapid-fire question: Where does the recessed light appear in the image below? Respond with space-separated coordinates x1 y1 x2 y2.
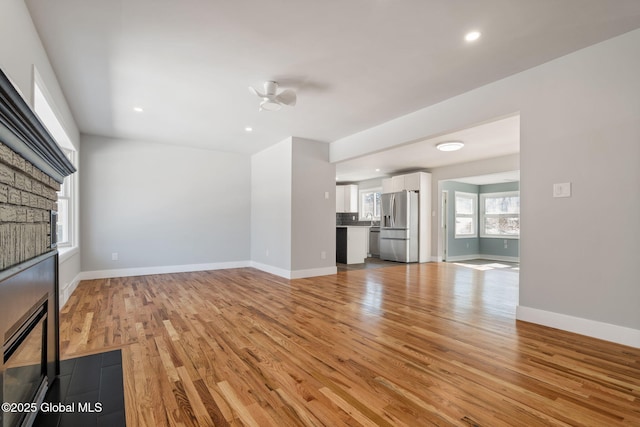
465 31 481 42
436 141 465 152
245 126 253 132
133 107 144 113
375 168 380 172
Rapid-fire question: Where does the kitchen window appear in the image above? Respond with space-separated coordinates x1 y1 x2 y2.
455 192 477 238
359 188 381 221
480 191 520 238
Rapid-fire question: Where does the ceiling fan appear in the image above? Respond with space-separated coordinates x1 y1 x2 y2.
248 81 297 111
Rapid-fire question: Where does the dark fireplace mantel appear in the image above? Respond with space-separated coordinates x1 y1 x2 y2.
0 70 75 184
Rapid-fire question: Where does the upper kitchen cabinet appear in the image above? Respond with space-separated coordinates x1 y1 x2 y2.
336 184 358 212
382 172 423 193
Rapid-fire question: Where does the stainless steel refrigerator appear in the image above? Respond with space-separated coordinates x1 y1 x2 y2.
380 190 419 262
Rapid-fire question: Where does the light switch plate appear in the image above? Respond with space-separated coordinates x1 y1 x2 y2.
553 182 571 198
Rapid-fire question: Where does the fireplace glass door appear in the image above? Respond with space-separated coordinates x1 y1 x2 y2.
2 306 47 427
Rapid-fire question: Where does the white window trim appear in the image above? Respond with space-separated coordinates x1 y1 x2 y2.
33 67 79 252
480 191 520 239
454 191 478 238
55 148 76 249
359 187 382 221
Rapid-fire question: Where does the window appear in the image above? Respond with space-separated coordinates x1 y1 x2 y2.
33 69 77 250
480 191 520 238
359 188 382 221
455 192 477 238
55 149 74 247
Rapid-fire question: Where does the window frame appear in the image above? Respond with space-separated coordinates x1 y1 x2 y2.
55 148 75 248
33 68 78 252
480 191 520 239
358 187 382 221
454 191 478 238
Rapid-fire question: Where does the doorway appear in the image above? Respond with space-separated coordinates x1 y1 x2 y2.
439 171 520 264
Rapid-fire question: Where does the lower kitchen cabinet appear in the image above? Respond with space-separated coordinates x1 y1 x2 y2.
336 227 368 264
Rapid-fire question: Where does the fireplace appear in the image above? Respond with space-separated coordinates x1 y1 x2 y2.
0 253 58 427
2 301 48 427
1 69 74 426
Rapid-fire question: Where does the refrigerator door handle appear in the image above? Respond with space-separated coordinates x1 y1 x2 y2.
391 194 396 228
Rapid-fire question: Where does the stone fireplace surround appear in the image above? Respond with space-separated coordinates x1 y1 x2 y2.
0 68 75 426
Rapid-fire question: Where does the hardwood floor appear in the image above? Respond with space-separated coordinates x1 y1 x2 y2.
59 263 640 426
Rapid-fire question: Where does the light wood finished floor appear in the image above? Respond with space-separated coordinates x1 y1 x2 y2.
60 263 640 426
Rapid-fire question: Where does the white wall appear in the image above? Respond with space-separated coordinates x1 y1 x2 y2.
330 30 640 346
251 138 293 272
291 138 336 273
251 137 337 278
1 0 82 305
80 134 251 274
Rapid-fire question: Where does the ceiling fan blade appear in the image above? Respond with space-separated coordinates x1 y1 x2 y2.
276 89 297 106
248 86 266 98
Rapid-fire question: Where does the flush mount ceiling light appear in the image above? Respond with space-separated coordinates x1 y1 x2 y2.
133 106 144 113
245 126 253 132
436 141 465 152
465 31 481 42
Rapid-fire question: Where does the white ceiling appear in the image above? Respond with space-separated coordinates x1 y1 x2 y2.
25 0 640 164
335 114 520 182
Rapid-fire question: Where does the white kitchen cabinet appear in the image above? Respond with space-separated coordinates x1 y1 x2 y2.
336 185 345 212
382 178 393 194
403 173 421 191
347 227 368 264
336 184 358 212
336 226 368 264
391 175 405 192
382 172 422 193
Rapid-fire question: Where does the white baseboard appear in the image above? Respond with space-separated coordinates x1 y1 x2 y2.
289 266 337 279
516 305 640 349
59 273 81 309
80 260 251 281
445 254 519 263
250 262 337 279
249 262 291 278
484 255 520 263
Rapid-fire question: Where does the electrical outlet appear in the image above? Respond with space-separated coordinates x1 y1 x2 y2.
504 240 508 249
266 249 269 257
321 251 326 259
111 252 118 261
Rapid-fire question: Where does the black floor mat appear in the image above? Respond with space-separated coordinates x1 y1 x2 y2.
34 349 125 427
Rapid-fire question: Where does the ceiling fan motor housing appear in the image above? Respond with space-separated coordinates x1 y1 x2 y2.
264 81 278 95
